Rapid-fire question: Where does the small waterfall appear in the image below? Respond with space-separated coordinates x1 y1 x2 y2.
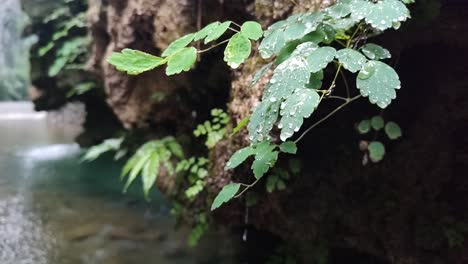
0 0 36 101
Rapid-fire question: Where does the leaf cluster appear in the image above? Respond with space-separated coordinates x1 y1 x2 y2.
176 157 209 200
121 137 184 198
193 109 230 149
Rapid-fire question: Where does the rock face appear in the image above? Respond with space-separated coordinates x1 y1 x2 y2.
87 1 468 263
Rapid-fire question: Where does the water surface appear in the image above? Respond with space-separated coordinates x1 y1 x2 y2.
0 102 237 264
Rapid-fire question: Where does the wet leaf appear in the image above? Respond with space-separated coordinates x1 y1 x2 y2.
211 183 241 210
306 47 336 73
335 48 367 73
248 42 317 143
166 47 197 75
142 152 160 198
259 12 324 58
251 63 273 85
107 49 166 75
357 61 401 108
326 0 352 19
350 0 410 31
361 43 391 60
162 33 195 57
241 21 263 40
385 121 402 139
278 89 320 141
305 70 324 89
224 32 251 69
368 141 385 162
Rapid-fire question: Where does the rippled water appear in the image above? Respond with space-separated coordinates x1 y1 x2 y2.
0 102 238 264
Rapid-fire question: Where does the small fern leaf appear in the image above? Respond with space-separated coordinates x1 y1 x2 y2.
142 152 160 199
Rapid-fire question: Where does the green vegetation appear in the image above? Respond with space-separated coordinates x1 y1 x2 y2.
106 0 411 210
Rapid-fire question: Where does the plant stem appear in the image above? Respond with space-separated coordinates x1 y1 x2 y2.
327 95 348 101
231 21 242 29
197 39 230 53
235 178 260 198
294 95 362 144
229 27 240 33
340 70 351 98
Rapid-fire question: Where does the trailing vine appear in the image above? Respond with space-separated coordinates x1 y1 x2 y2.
107 0 412 210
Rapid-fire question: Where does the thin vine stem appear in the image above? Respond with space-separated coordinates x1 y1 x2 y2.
197 39 230 53
231 21 242 29
294 95 362 144
235 178 260 198
229 27 240 33
327 95 348 101
340 70 351 98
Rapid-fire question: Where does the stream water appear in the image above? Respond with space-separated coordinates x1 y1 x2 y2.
0 102 238 264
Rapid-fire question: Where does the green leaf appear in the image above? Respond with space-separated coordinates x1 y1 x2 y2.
166 47 197 75
368 141 385 163
107 49 166 75
224 32 251 69
279 141 297 154
248 101 280 143
371 116 385 130
357 61 401 108
385 121 402 139
124 152 152 192
252 141 278 179
305 71 324 89
259 12 324 59
326 0 352 19
251 63 273 85
306 47 336 73
162 33 195 57
204 21 231 44
248 42 318 143
350 0 410 31
194 22 219 41
211 183 241 210
225 146 256 170
241 21 263 40
266 175 277 193
335 48 367 73
361 43 391 60
142 152 160 198
81 138 123 162
357 119 371 134
278 89 320 141
274 40 301 66
289 158 302 175
231 116 250 136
